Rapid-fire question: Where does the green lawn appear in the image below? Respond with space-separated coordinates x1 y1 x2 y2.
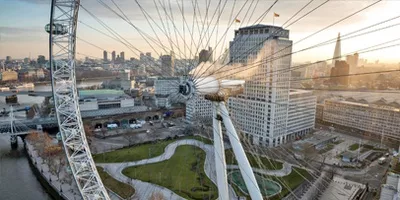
97 167 135 199
93 135 212 163
333 140 344 145
225 149 283 170
122 145 218 200
319 143 335 154
348 143 360 151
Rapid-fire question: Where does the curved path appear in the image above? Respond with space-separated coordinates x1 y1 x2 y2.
97 139 292 200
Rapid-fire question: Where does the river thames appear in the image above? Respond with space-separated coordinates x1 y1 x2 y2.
0 81 101 200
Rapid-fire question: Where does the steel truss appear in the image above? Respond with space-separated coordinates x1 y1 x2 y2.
48 0 110 199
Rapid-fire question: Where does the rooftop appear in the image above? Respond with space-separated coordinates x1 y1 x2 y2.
320 176 365 200
79 89 129 100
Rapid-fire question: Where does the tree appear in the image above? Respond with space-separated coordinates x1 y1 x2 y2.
84 125 94 145
149 192 165 200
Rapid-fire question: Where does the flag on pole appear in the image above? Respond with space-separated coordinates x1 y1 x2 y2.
234 18 241 23
274 13 280 17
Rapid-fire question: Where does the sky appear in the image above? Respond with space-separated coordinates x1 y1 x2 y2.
1 0 400 63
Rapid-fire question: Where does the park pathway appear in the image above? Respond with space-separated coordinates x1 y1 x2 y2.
97 139 292 200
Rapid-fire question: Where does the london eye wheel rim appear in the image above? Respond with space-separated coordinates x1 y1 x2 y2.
48 0 110 199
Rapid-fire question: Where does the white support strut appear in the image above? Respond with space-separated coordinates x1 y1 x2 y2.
219 102 263 200
212 102 230 200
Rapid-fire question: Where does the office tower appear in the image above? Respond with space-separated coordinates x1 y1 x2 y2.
120 52 125 62
5 56 12 63
111 51 116 62
199 47 213 63
229 24 289 64
161 52 174 77
229 25 293 147
37 55 46 65
330 60 350 86
103 50 108 61
346 53 359 72
332 32 341 65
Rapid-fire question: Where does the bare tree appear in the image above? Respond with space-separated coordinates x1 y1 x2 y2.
149 192 165 200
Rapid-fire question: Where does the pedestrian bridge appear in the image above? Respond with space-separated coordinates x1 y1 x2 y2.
0 91 53 97
0 106 150 135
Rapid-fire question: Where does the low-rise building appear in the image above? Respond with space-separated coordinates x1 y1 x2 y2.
323 98 400 139
78 90 135 111
380 172 400 200
1 70 18 81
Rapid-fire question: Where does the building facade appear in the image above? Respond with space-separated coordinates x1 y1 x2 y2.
186 94 213 124
330 60 350 86
286 89 316 139
78 90 135 111
1 71 18 81
199 47 213 63
161 54 175 76
154 77 181 108
229 25 293 147
323 98 400 139
111 51 116 62
103 50 108 61
229 24 290 64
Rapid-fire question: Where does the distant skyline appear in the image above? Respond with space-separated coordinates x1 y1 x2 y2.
1 0 400 63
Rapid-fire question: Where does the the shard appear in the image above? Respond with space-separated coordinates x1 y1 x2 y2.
332 32 341 65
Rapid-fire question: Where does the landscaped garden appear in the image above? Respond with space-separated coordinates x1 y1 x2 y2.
348 143 360 151
228 167 311 200
225 149 283 170
94 135 310 200
97 167 135 199
228 170 281 197
93 135 212 163
122 145 218 200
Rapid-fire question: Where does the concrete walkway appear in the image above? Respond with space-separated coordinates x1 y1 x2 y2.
98 139 293 200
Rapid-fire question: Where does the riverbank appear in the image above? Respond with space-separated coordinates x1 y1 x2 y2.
25 140 83 200
25 143 65 200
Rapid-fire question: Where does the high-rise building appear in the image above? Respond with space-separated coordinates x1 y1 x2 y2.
346 53 359 72
120 52 125 62
199 47 213 63
140 53 145 63
229 25 293 147
23 58 31 65
37 55 46 65
332 32 341 65
286 90 316 139
5 56 12 63
161 52 174 76
111 51 116 62
229 24 289 64
330 60 349 86
103 50 108 61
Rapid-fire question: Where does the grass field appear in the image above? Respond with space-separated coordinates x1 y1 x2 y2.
225 149 283 170
97 167 135 199
348 143 360 151
93 135 212 163
122 145 218 200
